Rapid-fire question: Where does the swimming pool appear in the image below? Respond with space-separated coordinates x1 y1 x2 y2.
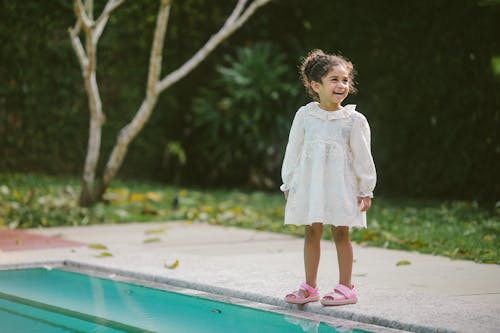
0 266 375 333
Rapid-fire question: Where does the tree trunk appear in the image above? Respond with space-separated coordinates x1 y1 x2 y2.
70 0 123 206
79 116 103 206
95 0 170 201
70 0 271 206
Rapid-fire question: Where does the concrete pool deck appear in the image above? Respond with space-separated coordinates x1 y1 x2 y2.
0 221 499 333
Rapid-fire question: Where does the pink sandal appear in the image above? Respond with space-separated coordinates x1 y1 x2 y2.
285 282 320 305
321 284 357 306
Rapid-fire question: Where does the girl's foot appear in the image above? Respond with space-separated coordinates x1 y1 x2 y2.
285 282 320 304
321 284 357 306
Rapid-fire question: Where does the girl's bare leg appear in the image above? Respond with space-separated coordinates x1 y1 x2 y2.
304 223 323 290
331 226 353 288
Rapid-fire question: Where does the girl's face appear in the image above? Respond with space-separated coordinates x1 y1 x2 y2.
312 65 350 108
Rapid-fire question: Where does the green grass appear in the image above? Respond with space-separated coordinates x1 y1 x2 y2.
1 173 499 264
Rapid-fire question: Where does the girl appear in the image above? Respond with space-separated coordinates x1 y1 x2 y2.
282 50 376 306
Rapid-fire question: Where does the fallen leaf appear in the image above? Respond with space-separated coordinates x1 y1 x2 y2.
200 205 214 213
145 227 166 235
96 252 113 257
145 192 163 202
143 237 161 243
165 260 179 269
103 188 130 204
89 243 108 250
483 235 494 241
130 193 145 202
396 260 411 266
141 203 158 215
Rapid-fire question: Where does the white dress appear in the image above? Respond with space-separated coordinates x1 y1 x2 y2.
280 102 376 227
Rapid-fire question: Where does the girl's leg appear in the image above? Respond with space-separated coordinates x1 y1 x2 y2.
304 222 323 289
331 226 353 288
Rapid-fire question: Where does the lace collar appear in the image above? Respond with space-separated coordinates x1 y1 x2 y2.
307 102 356 120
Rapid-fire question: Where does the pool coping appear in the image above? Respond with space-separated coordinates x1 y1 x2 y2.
0 259 444 333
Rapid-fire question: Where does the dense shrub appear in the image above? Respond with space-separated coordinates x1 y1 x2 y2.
1 1 499 200
187 43 303 188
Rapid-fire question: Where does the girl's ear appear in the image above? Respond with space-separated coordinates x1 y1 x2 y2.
310 80 321 94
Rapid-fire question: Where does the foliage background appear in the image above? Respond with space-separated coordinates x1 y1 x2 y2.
1 0 499 201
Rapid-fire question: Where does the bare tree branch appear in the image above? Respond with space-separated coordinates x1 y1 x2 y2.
232 0 270 31
94 0 126 42
225 0 248 27
101 0 171 189
84 0 93 20
157 0 272 92
70 0 119 205
147 0 171 97
68 22 88 72
102 0 125 16
73 0 93 30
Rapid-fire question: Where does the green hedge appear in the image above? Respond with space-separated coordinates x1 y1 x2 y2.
1 1 499 200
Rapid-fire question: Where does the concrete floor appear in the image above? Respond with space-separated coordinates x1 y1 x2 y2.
1 221 499 333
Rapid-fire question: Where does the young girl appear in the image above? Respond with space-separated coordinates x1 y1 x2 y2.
282 50 376 306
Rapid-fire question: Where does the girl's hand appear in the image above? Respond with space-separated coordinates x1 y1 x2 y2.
357 196 372 212
284 191 289 200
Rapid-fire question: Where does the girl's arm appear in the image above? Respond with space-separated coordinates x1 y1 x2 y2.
357 196 372 212
350 113 377 199
280 108 305 194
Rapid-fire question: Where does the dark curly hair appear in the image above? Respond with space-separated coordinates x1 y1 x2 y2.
299 49 357 100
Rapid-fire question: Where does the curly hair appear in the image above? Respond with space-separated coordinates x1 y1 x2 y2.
299 49 357 100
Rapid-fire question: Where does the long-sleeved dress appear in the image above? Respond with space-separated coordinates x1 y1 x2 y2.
280 102 376 227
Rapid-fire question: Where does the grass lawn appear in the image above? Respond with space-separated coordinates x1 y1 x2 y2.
1 173 499 264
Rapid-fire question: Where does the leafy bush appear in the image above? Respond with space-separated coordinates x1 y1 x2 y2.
188 42 304 189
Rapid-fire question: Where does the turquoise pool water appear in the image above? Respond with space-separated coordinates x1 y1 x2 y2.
0 268 368 333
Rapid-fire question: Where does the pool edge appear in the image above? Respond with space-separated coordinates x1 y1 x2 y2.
0 261 449 333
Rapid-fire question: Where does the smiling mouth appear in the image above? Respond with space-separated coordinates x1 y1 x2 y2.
333 92 345 95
